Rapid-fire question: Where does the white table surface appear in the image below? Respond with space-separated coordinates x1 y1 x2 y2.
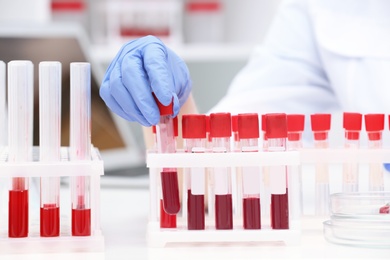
2 174 390 259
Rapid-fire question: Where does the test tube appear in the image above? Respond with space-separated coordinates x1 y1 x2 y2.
39 62 62 237
342 112 362 193
286 114 304 216
364 114 384 191
154 96 180 215
261 114 270 218
0 61 6 147
266 113 289 229
183 114 207 230
210 113 233 230
70 62 92 236
238 113 261 229
8 60 34 237
310 113 331 216
231 115 239 152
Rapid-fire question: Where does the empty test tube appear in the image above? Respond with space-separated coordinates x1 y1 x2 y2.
0 61 6 147
311 113 331 216
154 96 180 215
364 114 384 191
238 113 261 229
210 113 233 230
266 113 289 229
342 112 362 192
70 62 92 236
182 114 207 230
39 62 62 237
8 60 34 237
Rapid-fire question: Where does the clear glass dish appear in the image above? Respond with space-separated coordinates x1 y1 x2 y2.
330 192 390 216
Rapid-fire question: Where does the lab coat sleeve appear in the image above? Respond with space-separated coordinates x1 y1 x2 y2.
210 0 341 115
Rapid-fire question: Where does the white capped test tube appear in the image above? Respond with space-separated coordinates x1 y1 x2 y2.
342 112 362 193
39 61 62 237
8 60 34 238
266 113 289 230
182 114 207 230
0 61 6 147
238 113 261 229
70 62 91 236
311 113 331 216
210 112 233 230
364 114 384 191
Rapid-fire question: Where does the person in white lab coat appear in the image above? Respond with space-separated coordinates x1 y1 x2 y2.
100 0 390 141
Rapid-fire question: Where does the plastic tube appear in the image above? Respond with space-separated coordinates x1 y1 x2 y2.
70 62 92 236
210 113 233 230
0 60 6 147
287 114 304 216
261 114 270 218
266 113 289 230
311 113 331 216
8 60 34 237
364 114 384 191
39 61 62 237
154 97 180 215
183 114 207 230
342 112 362 193
238 113 261 229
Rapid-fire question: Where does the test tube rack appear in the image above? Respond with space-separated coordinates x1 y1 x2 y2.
147 146 390 247
0 146 104 254
147 150 302 247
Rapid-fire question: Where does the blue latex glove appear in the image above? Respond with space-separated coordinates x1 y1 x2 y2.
100 35 192 126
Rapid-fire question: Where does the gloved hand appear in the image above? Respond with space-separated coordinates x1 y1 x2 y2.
100 35 192 126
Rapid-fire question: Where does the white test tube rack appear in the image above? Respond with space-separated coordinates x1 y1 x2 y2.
0 146 104 254
146 150 302 247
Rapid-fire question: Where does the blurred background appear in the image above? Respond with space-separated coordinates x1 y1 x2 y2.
0 0 282 176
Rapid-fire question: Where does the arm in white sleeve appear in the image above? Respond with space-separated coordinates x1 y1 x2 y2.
210 0 341 115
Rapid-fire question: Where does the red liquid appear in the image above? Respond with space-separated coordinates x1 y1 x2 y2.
161 171 180 214
215 194 233 230
379 204 390 214
243 197 261 229
40 204 60 237
187 190 205 230
72 208 91 236
9 190 29 237
271 189 289 229
160 199 176 228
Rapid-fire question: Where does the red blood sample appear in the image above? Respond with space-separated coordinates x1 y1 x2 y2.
160 199 177 228
187 189 205 230
243 197 261 229
161 170 180 214
40 204 60 237
271 189 289 229
379 204 390 214
72 208 91 236
9 190 29 237
215 194 233 229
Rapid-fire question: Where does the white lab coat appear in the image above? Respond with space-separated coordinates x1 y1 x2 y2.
211 0 390 117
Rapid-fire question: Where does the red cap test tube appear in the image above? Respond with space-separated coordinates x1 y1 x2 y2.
182 114 207 230
210 113 233 229
154 96 180 217
70 63 92 236
7 60 34 238
365 114 385 191
266 113 289 230
342 112 362 192
39 62 62 237
238 113 261 229
311 113 331 216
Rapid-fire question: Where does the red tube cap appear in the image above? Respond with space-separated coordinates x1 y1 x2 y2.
237 113 259 139
182 114 207 139
173 116 178 137
231 115 238 132
209 113 231 138
261 114 266 132
287 114 305 132
153 93 173 116
343 112 362 131
265 113 287 139
310 114 331 131
364 114 384 131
